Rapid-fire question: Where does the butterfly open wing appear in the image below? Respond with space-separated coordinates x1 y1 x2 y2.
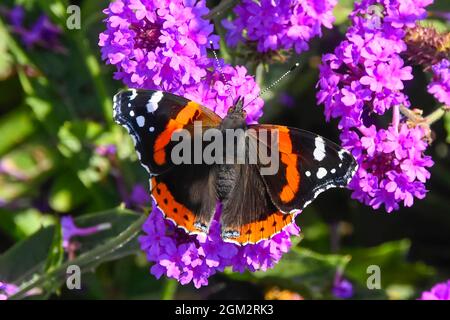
113 89 221 175
248 125 358 213
114 89 221 234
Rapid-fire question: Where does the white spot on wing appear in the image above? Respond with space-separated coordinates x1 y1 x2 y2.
317 167 327 179
331 168 336 174
313 137 326 162
136 116 145 127
129 89 138 100
305 171 311 177
149 126 155 132
129 110 135 117
146 91 163 113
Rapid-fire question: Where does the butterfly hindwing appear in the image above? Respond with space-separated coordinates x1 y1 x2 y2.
113 89 221 175
220 164 294 244
248 125 358 213
151 164 217 235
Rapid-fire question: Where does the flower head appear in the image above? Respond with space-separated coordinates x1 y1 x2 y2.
419 280 450 300
99 0 219 91
428 59 450 106
223 0 337 54
139 202 300 288
317 0 434 212
343 124 433 212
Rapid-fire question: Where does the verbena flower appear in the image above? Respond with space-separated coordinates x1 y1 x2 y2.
342 124 433 212
99 0 218 92
419 280 450 300
317 0 434 212
223 0 337 54
428 59 450 106
139 202 300 288
61 216 112 249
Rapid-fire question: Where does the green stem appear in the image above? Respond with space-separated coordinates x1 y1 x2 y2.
161 278 178 300
425 105 449 125
9 214 147 300
203 0 239 20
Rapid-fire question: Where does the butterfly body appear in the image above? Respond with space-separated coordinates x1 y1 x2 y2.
113 89 357 245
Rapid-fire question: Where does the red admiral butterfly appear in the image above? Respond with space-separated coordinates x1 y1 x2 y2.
113 89 357 245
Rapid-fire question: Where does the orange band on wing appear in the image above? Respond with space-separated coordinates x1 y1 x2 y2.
275 126 293 154
279 153 300 203
151 177 198 233
225 211 294 244
153 102 201 165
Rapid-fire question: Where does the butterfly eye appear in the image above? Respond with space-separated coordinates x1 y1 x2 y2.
228 107 234 114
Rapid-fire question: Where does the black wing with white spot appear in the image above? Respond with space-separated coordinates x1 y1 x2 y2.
248 125 358 213
113 89 222 175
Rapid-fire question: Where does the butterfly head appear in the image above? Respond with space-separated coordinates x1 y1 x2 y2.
222 97 247 129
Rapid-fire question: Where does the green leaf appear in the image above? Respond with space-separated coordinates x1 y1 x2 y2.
44 221 64 274
49 172 89 212
345 240 435 287
227 247 351 298
0 106 36 156
0 209 143 287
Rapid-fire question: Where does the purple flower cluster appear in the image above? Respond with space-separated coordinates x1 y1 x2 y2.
428 59 450 106
7 5 62 51
184 63 264 123
99 0 218 92
419 280 450 300
343 124 433 212
317 0 434 212
139 202 300 288
223 0 337 53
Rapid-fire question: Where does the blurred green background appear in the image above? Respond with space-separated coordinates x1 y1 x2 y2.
0 0 449 300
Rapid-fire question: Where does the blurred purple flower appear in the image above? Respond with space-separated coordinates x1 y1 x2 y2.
332 278 354 299
0 281 18 300
8 5 24 27
428 59 450 106
223 0 337 53
5 5 62 51
99 0 219 92
126 184 151 208
95 144 117 157
317 0 434 212
139 201 300 288
279 93 296 108
419 280 450 300
61 216 112 249
184 63 264 123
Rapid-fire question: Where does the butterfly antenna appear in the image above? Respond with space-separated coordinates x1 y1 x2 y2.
209 40 230 96
244 62 300 108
